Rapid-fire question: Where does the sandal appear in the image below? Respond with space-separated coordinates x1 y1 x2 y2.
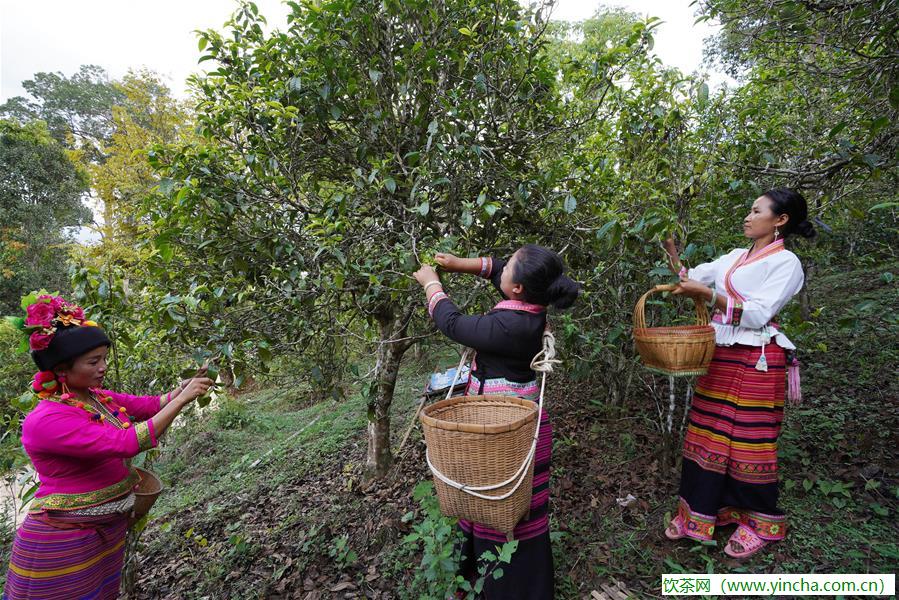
724 524 768 558
665 514 687 540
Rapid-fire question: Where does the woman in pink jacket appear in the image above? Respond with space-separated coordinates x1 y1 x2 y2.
3 293 213 600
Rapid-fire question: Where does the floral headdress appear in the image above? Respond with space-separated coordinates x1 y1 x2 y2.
5 291 98 353
6 290 109 376
5 292 115 416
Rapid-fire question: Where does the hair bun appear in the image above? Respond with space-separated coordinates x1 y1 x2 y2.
546 275 580 309
797 220 816 239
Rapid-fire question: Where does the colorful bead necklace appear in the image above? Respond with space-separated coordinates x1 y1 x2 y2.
53 385 133 429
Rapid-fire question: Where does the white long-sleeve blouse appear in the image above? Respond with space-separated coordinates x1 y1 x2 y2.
688 239 804 350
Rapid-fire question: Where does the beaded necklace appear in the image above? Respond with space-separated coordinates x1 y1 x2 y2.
52 386 133 429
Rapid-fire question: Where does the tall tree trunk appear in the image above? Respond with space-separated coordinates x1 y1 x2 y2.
799 259 815 321
365 306 413 479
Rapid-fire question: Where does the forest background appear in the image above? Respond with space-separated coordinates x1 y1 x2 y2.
0 0 896 597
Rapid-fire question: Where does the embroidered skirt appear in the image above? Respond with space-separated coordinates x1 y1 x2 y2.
677 343 787 542
457 374 554 599
3 513 128 600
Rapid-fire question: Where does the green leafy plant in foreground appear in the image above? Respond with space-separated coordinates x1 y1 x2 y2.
403 481 517 599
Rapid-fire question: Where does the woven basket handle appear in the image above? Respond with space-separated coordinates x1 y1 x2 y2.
633 284 711 330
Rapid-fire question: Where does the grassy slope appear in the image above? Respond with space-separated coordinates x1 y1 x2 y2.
130 360 438 599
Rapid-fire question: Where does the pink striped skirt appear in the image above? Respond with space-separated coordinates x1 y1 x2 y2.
3 512 127 600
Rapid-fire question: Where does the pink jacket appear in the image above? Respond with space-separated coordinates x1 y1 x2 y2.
21 390 161 512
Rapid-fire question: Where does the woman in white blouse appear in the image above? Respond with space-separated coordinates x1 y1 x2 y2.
661 188 815 558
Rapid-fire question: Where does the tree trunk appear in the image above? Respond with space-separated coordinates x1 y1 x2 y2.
365 308 413 479
799 259 815 321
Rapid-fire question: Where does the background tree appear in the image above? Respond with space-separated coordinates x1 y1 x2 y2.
0 65 125 163
0 120 90 313
699 0 898 195
87 69 192 250
537 10 724 413
69 70 195 392
150 0 653 477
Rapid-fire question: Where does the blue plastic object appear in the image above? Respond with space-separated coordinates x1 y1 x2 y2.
426 365 470 395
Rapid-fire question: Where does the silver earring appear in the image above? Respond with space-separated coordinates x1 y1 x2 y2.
774 227 780 241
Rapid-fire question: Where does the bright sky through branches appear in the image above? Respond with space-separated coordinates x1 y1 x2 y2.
0 0 728 103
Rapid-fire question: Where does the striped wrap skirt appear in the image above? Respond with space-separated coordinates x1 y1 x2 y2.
3 512 127 600
677 343 788 542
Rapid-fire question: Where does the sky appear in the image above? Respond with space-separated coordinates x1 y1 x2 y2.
0 0 728 103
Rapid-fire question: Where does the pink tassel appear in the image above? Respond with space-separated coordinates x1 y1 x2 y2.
787 358 802 405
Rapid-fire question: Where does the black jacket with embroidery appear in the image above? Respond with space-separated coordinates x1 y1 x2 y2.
431 257 546 384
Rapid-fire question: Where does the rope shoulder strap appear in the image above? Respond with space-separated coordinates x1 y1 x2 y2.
425 329 559 501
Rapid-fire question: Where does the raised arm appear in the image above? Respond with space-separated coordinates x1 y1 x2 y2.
25 407 152 458
662 238 684 277
26 377 217 460
435 253 493 277
147 377 214 440
663 237 722 285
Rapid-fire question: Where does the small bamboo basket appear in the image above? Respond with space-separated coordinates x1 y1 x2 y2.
130 467 163 524
633 284 716 377
419 395 538 533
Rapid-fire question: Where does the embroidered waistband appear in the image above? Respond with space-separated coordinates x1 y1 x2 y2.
468 374 539 400
29 470 140 514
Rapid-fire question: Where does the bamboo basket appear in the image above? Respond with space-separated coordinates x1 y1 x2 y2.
130 467 163 523
633 284 716 377
419 394 538 533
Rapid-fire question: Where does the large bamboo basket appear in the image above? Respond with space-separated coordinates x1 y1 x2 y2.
130 467 163 524
633 284 716 377
419 395 538 533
